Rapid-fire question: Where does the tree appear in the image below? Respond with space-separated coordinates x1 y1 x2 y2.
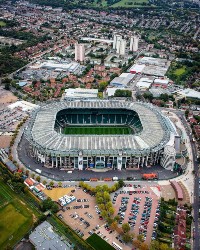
43 180 47 185
137 234 144 242
25 170 29 176
185 109 189 118
132 239 141 249
36 176 41 182
4 82 10 90
114 89 132 97
49 181 54 187
122 232 133 243
111 221 118 230
114 215 120 222
143 92 153 101
118 179 124 188
101 210 108 218
40 197 58 213
108 207 115 216
149 240 160 250
103 191 110 202
98 81 108 92
58 181 62 187
160 243 171 250
122 223 130 233
139 242 149 250
96 196 104 204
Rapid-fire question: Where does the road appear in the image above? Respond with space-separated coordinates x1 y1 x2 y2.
17 133 178 182
178 112 199 250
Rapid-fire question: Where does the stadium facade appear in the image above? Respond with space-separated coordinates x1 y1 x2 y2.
24 100 179 171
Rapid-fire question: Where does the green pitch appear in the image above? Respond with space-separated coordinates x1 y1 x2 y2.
86 233 115 250
0 179 35 249
63 126 132 135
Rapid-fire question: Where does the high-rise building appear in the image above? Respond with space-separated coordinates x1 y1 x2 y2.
113 34 122 50
117 39 126 55
75 43 85 62
130 35 139 52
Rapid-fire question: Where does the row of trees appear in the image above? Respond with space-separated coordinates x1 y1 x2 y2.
79 181 124 223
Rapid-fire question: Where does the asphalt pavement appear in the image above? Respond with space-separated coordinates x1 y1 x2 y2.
17 134 178 182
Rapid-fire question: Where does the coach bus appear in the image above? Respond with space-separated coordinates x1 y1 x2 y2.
112 242 122 250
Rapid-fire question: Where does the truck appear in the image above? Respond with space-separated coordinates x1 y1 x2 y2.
35 169 42 174
112 176 119 181
142 173 158 180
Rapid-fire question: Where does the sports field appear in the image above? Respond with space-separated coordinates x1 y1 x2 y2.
0 179 34 249
86 233 115 250
112 0 148 7
63 126 132 135
0 21 6 27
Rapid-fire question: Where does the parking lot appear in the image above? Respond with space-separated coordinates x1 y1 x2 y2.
112 184 160 244
0 107 27 131
59 188 105 240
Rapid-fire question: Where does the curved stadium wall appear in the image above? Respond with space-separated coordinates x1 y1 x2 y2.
24 100 175 171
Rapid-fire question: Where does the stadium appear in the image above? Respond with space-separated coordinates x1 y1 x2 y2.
24 100 179 171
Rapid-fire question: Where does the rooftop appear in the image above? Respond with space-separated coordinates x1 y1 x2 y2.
29 221 71 250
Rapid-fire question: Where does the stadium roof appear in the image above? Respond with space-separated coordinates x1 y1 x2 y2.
25 100 171 156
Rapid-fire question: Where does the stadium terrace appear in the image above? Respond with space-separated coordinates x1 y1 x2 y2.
25 100 179 171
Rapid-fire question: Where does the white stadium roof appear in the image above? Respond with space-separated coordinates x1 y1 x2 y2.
25 100 172 156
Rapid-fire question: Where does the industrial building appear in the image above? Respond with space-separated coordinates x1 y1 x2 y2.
110 73 135 87
29 221 72 250
64 88 98 100
136 78 153 91
175 88 200 100
30 60 80 73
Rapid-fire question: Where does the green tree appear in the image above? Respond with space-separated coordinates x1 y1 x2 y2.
137 234 144 242
36 176 41 182
98 81 108 92
108 207 115 216
122 223 130 233
114 89 132 97
43 180 47 185
49 181 54 187
118 179 124 188
4 82 10 90
149 240 160 250
58 181 62 187
122 232 133 243
143 92 153 101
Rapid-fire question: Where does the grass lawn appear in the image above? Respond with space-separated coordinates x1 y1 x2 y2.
0 21 6 27
63 126 132 135
0 179 35 249
174 66 186 76
86 233 115 250
112 0 148 7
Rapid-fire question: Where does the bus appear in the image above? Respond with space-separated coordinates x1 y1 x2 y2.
142 173 158 180
112 242 122 250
